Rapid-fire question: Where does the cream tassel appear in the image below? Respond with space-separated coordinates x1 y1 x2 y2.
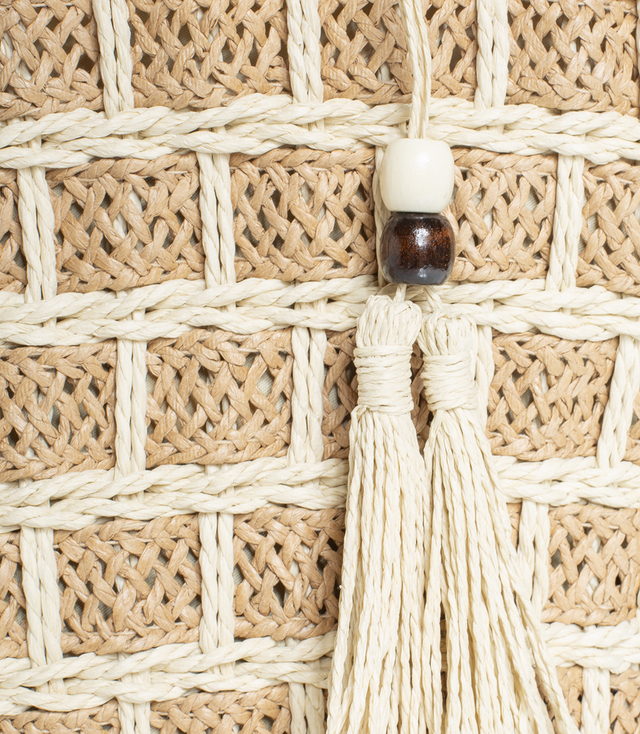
419 313 580 734
327 293 426 734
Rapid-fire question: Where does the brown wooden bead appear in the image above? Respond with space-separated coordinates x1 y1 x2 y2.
379 212 455 285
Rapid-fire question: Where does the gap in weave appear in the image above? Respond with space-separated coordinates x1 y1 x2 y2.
257 207 271 236
12 563 26 629
524 189 538 214
258 368 274 398
62 33 77 59
134 7 149 23
329 220 343 245
248 352 287 413
587 533 603 595
448 44 463 72
272 578 286 609
550 547 570 593
221 39 235 67
327 384 339 411
178 23 192 49
75 48 97 78
248 44 260 68
4 426 20 451
68 196 85 227
233 563 243 585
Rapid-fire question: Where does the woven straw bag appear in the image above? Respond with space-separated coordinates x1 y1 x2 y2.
1 0 640 731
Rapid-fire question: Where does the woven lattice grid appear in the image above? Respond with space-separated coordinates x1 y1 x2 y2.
449 149 556 282
234 507 343 640
146 329 293 466
0 343 117 481
545 505 640 626
0 0 639 728
507 0 640 114
0 0 102 121
488 331 618 461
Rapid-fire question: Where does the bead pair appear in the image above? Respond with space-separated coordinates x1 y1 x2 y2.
379 139 455 285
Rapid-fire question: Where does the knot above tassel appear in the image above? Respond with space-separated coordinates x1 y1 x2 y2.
355 347 413 414
421 355 476 411
353 294 422 415
420 312 477 412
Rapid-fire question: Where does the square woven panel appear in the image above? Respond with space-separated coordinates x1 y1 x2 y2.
0 0 103 121
0 343 117 481
507 0 639 113
128 0 290 108
48 154 204 294
145 329 293 467
231 149 377 282
1 0 640 729
55 516 201 655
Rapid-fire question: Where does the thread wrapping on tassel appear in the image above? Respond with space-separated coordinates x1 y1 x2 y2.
327 294 426 734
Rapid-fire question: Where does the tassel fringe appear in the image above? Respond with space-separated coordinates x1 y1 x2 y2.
327 297 579 734
327 294 426 734
419 313 579 734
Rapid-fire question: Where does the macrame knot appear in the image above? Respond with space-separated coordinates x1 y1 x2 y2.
353 293 423 415
419 312 477 412
421 354 476 411
355 346 414 414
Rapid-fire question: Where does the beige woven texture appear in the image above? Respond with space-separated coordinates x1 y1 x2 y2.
1 0 640 731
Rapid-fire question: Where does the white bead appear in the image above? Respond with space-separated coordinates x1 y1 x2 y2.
380 138 455 214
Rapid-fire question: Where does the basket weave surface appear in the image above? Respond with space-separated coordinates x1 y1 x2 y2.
1 0 640 731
